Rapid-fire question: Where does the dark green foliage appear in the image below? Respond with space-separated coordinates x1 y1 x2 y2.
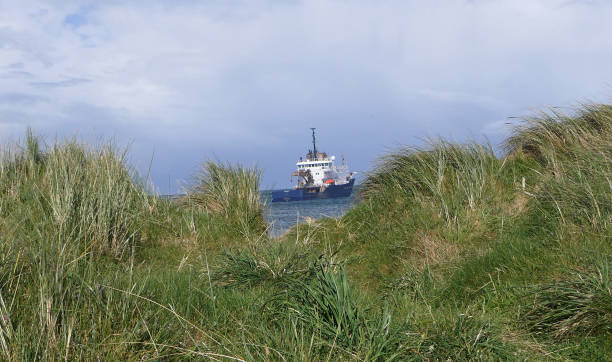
271 260 364 347
214 241 316 288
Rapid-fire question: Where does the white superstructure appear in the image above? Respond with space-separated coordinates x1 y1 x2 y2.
291 129 354 189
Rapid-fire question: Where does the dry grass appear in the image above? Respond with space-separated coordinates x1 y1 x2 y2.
406 232 461 271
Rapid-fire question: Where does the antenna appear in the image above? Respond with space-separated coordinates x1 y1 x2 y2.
310 128 317 159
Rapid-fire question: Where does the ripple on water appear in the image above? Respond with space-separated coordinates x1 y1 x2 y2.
263 192 356 237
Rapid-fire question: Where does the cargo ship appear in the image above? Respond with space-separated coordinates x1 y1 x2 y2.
271 128 355 202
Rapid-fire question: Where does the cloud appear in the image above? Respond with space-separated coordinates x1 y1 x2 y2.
0 71 34 79
0 92 46 105
1 0 612 190
482 120 516 136
30 77 90 88
417 89 507 109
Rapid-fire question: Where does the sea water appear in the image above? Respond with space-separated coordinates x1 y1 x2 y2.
263 191 356 237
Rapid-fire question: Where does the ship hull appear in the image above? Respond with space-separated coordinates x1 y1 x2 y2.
271 179 355 202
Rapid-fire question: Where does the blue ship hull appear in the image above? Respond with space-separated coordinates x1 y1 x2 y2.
272 179 355 202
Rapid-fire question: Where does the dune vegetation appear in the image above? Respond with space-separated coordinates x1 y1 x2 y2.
0 102 610 360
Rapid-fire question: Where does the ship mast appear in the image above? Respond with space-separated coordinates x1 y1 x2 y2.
311 128 317 160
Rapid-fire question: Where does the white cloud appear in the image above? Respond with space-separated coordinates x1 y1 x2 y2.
1 0 612 188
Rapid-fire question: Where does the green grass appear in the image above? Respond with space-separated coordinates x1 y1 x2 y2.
186 160 267 240
1 101 611 360
521 255 612 339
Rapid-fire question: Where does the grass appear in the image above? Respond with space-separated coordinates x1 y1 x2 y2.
186 160 266 239
0 101 611 360
359 140 504 225
521 255 612 339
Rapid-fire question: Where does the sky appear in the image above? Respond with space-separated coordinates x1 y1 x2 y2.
1 0 612 192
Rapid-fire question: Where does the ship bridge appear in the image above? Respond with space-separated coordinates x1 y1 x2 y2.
272 128 355 202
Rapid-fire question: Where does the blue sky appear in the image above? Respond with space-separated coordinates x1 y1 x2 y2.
1 0 612 192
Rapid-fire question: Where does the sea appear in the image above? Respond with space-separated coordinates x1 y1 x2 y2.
161 191 357 237
262 191 357 237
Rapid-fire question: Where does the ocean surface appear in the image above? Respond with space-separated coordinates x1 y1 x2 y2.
262 191 357 237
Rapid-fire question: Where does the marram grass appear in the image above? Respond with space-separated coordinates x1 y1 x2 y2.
359 140 504 225
187 160 266 239
0 101 611 360
0 131 152 259
521 256 612 339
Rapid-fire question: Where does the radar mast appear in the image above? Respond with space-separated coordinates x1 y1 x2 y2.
310 128 318 160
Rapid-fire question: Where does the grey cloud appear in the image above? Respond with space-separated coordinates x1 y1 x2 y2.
30 78 90 88
0 70 34 79
0 92 47 105
1 1 612 190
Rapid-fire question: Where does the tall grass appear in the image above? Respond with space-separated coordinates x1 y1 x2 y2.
521 256 612 339
291 102 612 358
0 101 610 359
505 104 612 162
537 147 611 230
360 141 504 224
0 132 162 359
507 104 612 231
267 259 403 359
188 161 266 238
271 260 363 347
406 312 512 360
214 241 315 288
0 132 152 259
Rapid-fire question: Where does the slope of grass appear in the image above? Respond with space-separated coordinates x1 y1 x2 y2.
274 103 612 359
1 101 610 360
